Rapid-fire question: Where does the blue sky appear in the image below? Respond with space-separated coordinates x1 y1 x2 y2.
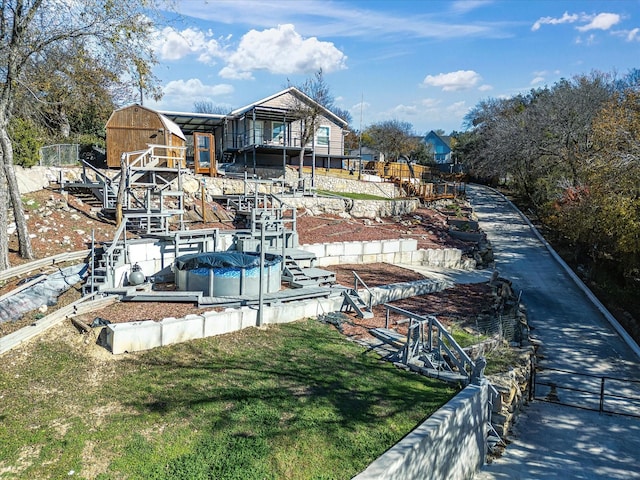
146 0 640 135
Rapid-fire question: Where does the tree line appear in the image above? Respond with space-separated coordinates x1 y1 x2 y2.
0 0 167 270
456 70 640 288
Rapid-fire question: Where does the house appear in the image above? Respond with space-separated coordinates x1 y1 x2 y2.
423 130 452 164
160 87 351 176
348 146 384 163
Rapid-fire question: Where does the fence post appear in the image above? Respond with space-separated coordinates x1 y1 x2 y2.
599 377 606 414
529 355 535 402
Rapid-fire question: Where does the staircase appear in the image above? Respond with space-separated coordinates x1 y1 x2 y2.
84 225 129 294
340 271 374 318
282 255 336 288
61 145 186 235
341 289 374 318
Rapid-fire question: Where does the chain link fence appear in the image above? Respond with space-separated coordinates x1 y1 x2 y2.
39 144 80 166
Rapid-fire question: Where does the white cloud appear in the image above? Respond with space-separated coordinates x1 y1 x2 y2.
612 27 640 42
392 104 419 116
163 78 234 98
153 27 225 63
532 12 579 31
576 13 621 32
532 11 621 32
530 76 545 85
446 101 469 119
422 70 482 91
478 84 493 91
219 24 347 80
421 98 441 108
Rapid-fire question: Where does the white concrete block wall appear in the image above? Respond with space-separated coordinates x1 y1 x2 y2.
362 242 383 255
325 242 345 257
161 315 204 346
400 239 418 252
107 320 162 355
203 309 242 337
128 243 148 263
343 241 364 256
302 243 327 259
382 240 400 254
353 382 488 480
339 255 362 264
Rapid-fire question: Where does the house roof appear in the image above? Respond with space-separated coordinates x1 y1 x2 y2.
231 87 349 128
424 130 452 149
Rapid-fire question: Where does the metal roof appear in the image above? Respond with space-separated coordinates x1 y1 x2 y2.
159 110 226 135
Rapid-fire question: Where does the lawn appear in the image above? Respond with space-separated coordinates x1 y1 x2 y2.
0 318 457 479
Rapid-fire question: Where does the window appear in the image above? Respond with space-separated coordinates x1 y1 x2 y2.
316 126 329 146
272 122 285 144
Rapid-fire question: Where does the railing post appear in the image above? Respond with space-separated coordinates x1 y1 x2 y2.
599 377 606 414
529 355 535 402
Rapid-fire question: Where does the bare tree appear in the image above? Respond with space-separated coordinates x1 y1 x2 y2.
288 69 347 182
193 101 230 115
0 0 166 270
364 119 417 163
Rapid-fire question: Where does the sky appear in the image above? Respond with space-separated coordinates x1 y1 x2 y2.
146 0 640 135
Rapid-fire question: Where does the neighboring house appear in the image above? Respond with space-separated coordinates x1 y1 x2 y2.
423 130 452 164
348 146 384 163
160 87 351 176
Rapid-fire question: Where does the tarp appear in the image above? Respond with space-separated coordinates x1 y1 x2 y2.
174 252 281 271
0 263 88 323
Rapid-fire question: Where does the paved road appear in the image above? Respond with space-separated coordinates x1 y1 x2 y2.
467 184 640 480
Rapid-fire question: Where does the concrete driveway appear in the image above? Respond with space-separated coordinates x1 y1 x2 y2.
467 184 640 480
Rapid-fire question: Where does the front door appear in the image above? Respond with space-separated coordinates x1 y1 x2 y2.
194 132 216 176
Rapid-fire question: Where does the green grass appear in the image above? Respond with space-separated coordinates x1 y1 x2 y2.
0 319 457 479
21 196 41 210
484 345 522 375
448 325 487 348
316 190 390 201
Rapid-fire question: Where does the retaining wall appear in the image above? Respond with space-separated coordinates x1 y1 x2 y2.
202 172 399 199
105 295 345 354
353 381 489 480
105 237 474 354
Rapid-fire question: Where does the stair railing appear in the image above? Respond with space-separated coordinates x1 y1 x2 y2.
383 304 475 382
77 159 119 209
352 271 374 311
100 219 129 289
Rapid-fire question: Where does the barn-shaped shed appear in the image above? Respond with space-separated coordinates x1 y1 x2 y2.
105 104 186 168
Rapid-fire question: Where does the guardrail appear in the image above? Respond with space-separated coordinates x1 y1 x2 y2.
533 365 640 418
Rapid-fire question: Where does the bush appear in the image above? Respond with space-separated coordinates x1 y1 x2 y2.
8 117 44 167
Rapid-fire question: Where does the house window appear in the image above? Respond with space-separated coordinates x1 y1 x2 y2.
316 126 329 146
272 122 285 144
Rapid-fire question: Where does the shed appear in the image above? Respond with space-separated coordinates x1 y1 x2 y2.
105 104 187 168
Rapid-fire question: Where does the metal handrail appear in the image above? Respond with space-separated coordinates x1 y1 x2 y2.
353 271 374 310
533 365 640 418
383 303 475 380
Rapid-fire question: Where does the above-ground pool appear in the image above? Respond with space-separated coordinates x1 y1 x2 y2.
173 252 282 296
